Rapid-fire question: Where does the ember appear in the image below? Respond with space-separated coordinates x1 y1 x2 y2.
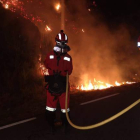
5 3 8 9
88 9 91 12
1 0 47 31
45 25 52 32
82 29 85 32
55 3 61 11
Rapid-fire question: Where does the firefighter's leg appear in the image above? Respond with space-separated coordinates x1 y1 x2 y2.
46 90 58 134
45 110 56 134
60 111 71 133
59 92 70 133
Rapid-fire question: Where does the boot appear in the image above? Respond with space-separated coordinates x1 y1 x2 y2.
45 110 56 134
61 112 70 134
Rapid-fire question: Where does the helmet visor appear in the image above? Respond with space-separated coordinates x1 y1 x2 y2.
56 41 67 48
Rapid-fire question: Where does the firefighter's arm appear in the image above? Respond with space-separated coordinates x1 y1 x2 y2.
44 55 49 86
67 56 73 75
44 54 49 69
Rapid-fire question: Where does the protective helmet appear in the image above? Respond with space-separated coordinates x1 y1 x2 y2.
55 30 68 45
54 30 70 53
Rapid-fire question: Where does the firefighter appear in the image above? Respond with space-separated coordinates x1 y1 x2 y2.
137 36 140 50
44 30 73 134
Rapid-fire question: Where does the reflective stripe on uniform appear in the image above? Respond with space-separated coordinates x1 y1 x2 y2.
137 42 140 47
65 34 67 40
50 55 54 59
58 33 61 40
64 57 70 61
61 108 70 113
46 106 56 112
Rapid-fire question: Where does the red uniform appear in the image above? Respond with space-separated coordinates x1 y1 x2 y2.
44 50 73 113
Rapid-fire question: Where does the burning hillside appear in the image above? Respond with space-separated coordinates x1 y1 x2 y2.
1 0 140 92
38 62 137 91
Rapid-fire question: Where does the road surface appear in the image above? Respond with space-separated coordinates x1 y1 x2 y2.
0 84 140 140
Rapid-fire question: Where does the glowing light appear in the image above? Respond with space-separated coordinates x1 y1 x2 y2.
77 79 136 91
115 81 121 86
137 42 140 47
88 9 91 11
45 25 51 32
38 54 48 75
126 81 136 84
82 29 85 32
39 63 48 75
55 3 61 11
5 4 9 9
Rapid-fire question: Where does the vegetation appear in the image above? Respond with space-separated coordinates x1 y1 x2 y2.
0 4 47 126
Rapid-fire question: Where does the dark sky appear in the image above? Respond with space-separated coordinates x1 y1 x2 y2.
87 0 140 17
85 0 140 35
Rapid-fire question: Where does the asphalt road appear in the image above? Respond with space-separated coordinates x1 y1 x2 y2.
0 84 140 140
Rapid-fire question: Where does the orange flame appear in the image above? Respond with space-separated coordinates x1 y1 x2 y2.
5 3 9 9
82 29 85 32
38 54 48 75
115 81 121 86
77 79 136 91
55 3 61 11
45 25 51 32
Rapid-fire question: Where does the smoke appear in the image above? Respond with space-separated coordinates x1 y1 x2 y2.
63 0 140 84
16 0 140 84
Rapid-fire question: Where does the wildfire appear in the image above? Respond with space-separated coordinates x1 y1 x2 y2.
38 54 48 75
45 25 52 32
55 3 61 11
77 79 136 91
115 81 121 86
1 0 137 89
1 0 49 32
39 63 48 75
1 0 18 9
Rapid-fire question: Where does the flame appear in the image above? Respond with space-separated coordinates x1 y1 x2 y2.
38 54 48 75
1 0 47 28
45 25 51 32
55 3 61 11
39 63 48 75
5 3 9 9
77 79 136 91
82 29 85 32
2 0 18 9
88 9 91 12
115 81 121 86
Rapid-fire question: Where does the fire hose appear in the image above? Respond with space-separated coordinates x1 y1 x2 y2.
65 73 140 130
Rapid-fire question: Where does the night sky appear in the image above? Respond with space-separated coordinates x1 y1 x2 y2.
88 0 140 31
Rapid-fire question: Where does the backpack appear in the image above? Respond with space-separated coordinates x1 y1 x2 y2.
45 71 66 100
